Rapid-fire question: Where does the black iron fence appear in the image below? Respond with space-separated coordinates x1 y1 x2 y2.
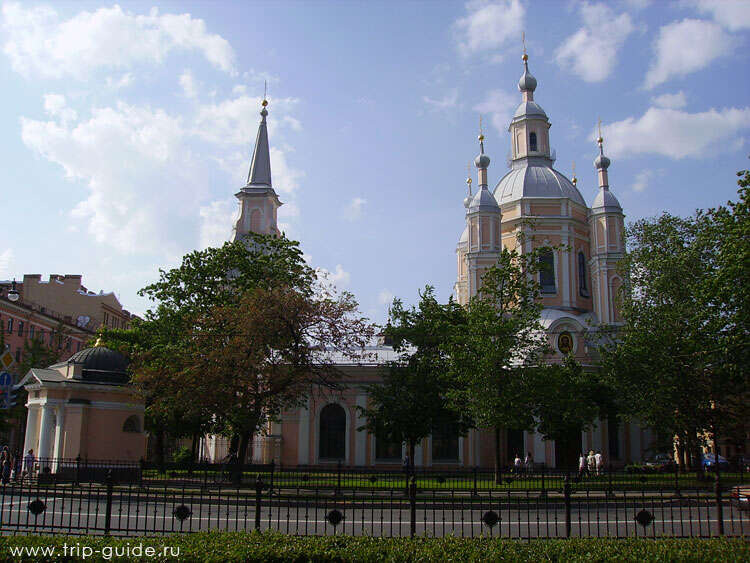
0 473 746 538
18 457 747 494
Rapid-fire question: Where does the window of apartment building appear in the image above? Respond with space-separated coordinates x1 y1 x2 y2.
17 320 23 337
28 325 35 339
7 318 13 334
76 341 81 352
65 338 71 351
14 349 20 363
49 330 55 346
103 312 109 326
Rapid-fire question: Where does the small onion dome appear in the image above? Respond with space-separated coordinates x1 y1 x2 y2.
518 63 537 92
475 152 491 169
463 195 472 208
594 152 610 170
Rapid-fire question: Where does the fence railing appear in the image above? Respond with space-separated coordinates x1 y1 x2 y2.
0 473 746 538
15 458 747 494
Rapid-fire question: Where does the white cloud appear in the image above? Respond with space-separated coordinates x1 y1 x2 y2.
555 2 634 83
43 93 77 124
179 69 198 99
474 89 517 135
632 169 654 192
378 290 394 306
105 73 133 89
454 0 525 56
0 249 14 274
1 3 235 79
198 200 235 249
423 89 460 111
651 91 687 109
688 0 750 31
644 19 733 89
21 101 207 255
343 197 367 221
600 106 750 159
317 264 351 287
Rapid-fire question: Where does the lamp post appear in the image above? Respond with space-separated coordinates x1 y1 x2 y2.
7 279 19 302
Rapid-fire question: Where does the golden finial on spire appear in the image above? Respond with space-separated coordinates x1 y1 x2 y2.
571 161 577 185
597 117 603 144
522 31 528 61
262 80 268 107
478 115 484 142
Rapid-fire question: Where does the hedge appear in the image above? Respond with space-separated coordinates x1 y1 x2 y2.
0 533 747 562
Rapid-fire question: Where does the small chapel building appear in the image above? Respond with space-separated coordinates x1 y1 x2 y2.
202 52 655 469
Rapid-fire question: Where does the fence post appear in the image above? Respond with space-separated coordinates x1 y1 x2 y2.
336 460 342 495
472 466 478 497
409 476 417 538
75 455 81 487
254 475 264 530
104 469 114 536
269 459 275 493
540 465 546 498
714 472 724 536
563 473 572 538
674 463 680 497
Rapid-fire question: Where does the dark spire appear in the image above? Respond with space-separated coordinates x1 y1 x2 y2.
246 98 272 187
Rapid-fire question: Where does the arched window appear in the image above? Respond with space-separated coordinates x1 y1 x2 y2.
538 248 556 294
578 252 589 297
122 415 140 433
319 404 346 460
529 132 538 152
432 422 459 461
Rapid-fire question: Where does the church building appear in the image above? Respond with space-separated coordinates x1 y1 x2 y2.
206 53 654 469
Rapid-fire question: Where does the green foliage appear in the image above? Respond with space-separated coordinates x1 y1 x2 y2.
358 287 471 464
172 446 193 468
0 533 746 562
528 356 607 451
599 173 750 461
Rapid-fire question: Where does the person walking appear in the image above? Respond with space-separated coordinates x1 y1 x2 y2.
587 450 596 475
0 450 9 485
23 449 35 476
595 450 604 476
524 451 533 474
513 454 522 474
578 452 587 477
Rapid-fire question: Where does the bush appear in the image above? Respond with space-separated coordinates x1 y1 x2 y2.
0 533 747 562
173 446 193 468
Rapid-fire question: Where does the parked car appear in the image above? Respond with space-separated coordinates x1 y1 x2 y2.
729 485 749 511
644 454 676 472
701 453 730 470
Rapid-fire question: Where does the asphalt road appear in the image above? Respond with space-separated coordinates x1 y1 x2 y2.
1 493 747 537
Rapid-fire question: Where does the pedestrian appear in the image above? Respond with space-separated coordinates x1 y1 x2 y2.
0 450 10 484
402 454 411 476
587 450 596 475
524 451 533 474
514 453 522 474
578 452 587 477
595 450 604 476
23 449 35 476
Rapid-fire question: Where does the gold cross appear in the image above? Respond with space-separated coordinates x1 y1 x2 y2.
522 31 526 56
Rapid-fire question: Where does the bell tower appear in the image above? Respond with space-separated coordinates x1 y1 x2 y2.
233 96 282 241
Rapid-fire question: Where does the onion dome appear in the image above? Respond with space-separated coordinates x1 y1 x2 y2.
518 55 537 93
494 165 585 206
595 136 611 170
475 134 491 169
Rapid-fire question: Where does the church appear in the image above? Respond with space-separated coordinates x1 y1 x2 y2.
203 53 655 469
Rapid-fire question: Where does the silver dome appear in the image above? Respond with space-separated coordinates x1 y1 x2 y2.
592 187 621 211
518 68 537 92
513 101 547 121
594 153 611 170
494 164 586 206
469 187 500 211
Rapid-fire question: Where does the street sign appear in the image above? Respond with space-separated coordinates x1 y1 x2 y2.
0 350 13 370
0 371 11 387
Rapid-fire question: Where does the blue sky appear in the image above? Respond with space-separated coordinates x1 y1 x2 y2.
1 0 749 322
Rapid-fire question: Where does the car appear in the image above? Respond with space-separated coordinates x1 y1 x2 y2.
701 453 730 470
729 485 749 511
644 453 676 472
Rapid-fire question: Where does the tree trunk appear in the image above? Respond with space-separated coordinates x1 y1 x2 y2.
155 428 166 474
408 440 415 473
494 426 502 485
234 431 252 486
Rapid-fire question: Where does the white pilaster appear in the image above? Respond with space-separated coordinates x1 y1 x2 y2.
37 406 53 469
354 394 367 466
561 229 571 307
23 406 39 457
533 431 545 465
52 407 66 470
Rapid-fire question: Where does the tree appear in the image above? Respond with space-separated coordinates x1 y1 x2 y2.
357 287 471 471
600 172 750 472
187 283 372 472
528 356 608 469
445 246 550 482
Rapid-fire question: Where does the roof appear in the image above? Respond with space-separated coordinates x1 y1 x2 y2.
591 187 622 212
468 187 500 211
494 164 586 206
512 101 547 121
66 346 130 385
246 108 272 187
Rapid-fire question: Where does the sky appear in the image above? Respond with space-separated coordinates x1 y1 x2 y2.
0 0 749 323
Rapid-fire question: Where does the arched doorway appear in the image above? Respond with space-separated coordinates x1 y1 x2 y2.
319 404 346 461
